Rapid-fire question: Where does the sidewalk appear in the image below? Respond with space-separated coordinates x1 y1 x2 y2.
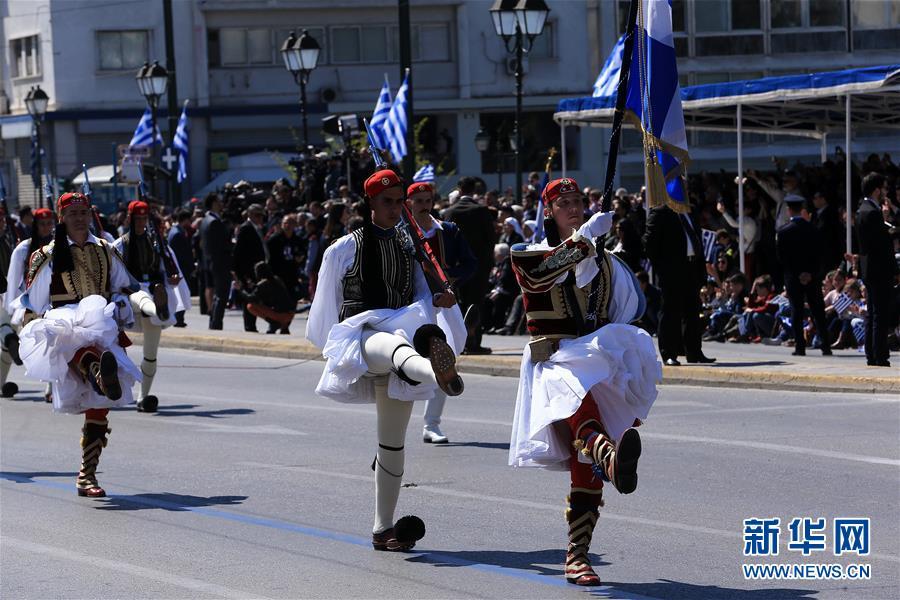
131 305 899 394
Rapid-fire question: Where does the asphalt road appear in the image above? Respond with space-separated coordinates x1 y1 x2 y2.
1 348 898 599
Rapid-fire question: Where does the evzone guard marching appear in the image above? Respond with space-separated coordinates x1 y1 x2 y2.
113 199 190 413
3 207 56 401
508 178 662 586
18 192 142 497
306 166 467 552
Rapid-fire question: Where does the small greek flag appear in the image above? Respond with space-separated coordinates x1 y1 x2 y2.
768 294 791 307
413 163 434 182
593 34 625 98
369 75 393 151
172 101 190 183
533 170 551 243
129 107 163 148
701 228 718 263
832 292 852 315
852 319 866 344
384 71 409 164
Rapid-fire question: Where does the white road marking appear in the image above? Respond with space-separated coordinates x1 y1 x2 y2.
658 397 900 418
3 536 270 599
238 463 900 565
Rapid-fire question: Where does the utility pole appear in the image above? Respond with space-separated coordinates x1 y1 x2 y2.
398 0 415 179
163 0 180 205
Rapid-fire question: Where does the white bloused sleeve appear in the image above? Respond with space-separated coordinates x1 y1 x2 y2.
607 254 645 324
111 236 126 255
6 241 30 313
580 211 614 239
22 261 52 315
306 234 356 349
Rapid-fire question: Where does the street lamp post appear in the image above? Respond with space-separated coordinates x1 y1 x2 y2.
474 127 501 190
24 85 49 208
136 61 168 198
490 0 549 205
281 30 321 152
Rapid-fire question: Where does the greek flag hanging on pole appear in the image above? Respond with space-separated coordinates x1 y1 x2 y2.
384 70 409 164
593 34 625 98
129 107 163 148
370 75 393 151
172 101 190 183
412 163 435 182
624 0 690 212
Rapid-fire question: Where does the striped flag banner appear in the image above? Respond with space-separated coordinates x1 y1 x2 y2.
593 34 626 98
768 294 790 307
370 75 392 151
413 163 435 182
851 318 866 344
129 107 163 148
172 101 190 183
832 292 853 315
384 70 409 164
701 228 717 263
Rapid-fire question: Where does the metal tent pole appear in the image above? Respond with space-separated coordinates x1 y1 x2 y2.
737 103 745 274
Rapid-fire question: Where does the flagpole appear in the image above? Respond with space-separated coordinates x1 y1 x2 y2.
399 0 415 180
164 0 180 206
600 0 639 213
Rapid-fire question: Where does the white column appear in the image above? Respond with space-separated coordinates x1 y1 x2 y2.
560 123 567 176
820 133 827 163
737 103 745 274
845 94 851 257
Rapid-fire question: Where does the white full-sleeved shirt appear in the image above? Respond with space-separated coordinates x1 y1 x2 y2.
22 234 134 316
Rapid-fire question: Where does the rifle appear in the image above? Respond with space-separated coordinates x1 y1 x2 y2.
136 160 179 280
362 118 451 295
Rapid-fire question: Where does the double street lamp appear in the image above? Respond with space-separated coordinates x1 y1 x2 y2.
281 30 321 151
136 60 168 197
489 0 549 205
24 85 49 207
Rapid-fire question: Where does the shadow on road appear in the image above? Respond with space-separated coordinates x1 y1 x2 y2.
407 548 608 578
3 389 49 403
110 404 256 419
599 579 818 599
437 441 511 451
0 471 77 483
96 492 248 512
701 361 787 368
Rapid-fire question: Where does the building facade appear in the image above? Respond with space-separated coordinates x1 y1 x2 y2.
1 0 897 207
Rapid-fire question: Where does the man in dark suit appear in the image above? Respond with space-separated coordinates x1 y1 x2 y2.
856 172 898 367
266 213 305 307
776 194 832 356
199 193 232 330
233 204 269 332
166 210 195 327
643 204 715 366
441 176 496 355
809 191 843 272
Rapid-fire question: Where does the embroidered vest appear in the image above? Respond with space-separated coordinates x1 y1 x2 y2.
340 225 414 320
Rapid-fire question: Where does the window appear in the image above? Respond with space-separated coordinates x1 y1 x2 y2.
331 27 361 63
218 28 272 65
810 0 844 26
331 24 449 64
97 30 149 70
419 24 450 61
10 35 40 78
853 0 900 28
771 0 802 28
361 26 388 62
528 22 553 59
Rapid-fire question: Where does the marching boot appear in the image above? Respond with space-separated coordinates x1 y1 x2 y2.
151 282 170 322
0 348 17 398
412 324 463 396
565 492 603 586
136 358 158 413
574 426 642 495
76 348 122 401
3 332 22 365
76 411 110 497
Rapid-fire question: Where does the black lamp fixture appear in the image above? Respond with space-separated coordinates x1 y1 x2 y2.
24 85 49 117
281 29 322 150
25 85 50 208
474 127 491 153
489 0 549 204
136 61 168 106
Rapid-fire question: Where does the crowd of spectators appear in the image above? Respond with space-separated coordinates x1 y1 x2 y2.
24 150 895 353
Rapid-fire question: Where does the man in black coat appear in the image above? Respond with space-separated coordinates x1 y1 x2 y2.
441 176 496 354
642 204 715 366
776 194 832 356
233 204 269 332
856 172 898 367
266 213 305 307
199 193 232 330
166 210 195 327
810 191 843 272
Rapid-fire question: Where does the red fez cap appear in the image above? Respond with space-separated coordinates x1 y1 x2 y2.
364 169 402 199
542 177 581 205
128 200 150 216
406 182 434 197
57 192 90 214
33 208 54 220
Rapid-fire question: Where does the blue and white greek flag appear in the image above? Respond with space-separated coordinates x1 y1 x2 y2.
384 72 409 164
370 75 393 151
413 163 434 182
625 0 690 212
593 34 625 98
701 229 717 263
172 102 190 183
832 292 853 315
129 107 163 148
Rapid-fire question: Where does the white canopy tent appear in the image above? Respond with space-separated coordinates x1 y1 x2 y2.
554 64 900 271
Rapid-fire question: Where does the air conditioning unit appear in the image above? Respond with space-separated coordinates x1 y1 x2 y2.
320 87 338 104
505 56 529 76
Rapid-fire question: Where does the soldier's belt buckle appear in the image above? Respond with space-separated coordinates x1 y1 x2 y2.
528 337 556 363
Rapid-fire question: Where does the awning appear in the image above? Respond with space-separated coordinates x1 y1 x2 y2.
555 64 900 138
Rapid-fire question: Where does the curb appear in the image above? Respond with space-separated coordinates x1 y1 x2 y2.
131 333 900 395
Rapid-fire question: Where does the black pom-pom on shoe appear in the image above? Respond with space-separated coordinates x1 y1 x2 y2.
394 515 426 546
